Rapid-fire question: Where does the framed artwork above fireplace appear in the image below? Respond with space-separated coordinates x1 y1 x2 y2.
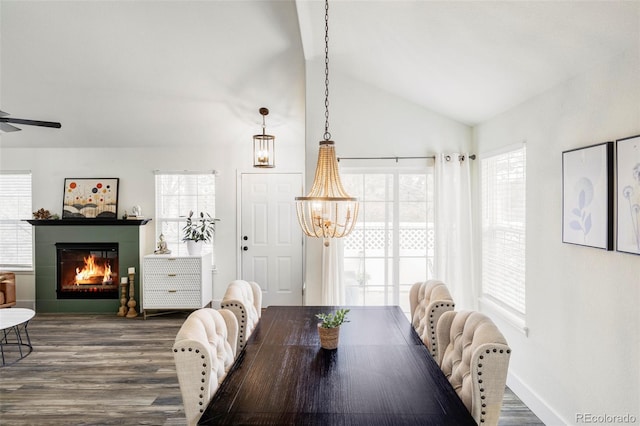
62 178 119 219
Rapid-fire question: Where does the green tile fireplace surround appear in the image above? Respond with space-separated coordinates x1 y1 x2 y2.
28 219 150 313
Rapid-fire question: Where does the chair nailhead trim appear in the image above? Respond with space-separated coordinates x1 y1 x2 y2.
478 355 486 423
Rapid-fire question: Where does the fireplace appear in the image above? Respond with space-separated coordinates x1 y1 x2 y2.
29 219 149 313
56 243 119 299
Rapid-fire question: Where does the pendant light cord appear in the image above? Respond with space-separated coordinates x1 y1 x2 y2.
323 0 331 142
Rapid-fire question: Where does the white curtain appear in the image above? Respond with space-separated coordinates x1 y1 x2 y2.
321 239 345 305
434 153 476 310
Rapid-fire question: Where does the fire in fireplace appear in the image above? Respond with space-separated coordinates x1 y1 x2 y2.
55 243 119 299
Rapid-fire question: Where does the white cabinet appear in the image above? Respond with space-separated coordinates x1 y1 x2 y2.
142 253 212 317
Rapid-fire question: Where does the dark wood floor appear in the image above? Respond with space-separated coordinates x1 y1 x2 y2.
0 313 544 425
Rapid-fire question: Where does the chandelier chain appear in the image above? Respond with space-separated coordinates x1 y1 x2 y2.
323 0 331 141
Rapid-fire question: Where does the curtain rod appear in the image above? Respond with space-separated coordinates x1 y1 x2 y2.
153 170 218 175
337 154 476 162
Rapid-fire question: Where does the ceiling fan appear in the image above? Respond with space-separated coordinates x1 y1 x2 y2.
0 110 62 133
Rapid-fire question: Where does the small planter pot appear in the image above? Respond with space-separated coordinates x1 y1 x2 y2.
186 240 203 256
317 324 340 350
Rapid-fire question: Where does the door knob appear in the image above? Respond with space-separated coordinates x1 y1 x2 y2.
243 246 248 251
243 236 248 241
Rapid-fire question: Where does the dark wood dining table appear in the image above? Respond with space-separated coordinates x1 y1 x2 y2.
198 305 476 425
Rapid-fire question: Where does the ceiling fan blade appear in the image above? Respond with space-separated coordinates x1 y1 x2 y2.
1 117 61 128
0 122 22 132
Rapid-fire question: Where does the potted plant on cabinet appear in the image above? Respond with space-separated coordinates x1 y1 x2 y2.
182 211 216 256
316 308 350 350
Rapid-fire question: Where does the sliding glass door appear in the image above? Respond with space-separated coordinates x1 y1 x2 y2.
341 164 434 314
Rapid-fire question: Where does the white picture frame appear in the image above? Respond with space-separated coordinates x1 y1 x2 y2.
616 135 640 255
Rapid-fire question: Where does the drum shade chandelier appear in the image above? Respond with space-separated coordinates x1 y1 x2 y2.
295 0 359 246
253 107 275 168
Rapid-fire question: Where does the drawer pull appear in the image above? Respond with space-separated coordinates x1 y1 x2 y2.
167 273 177 277
167 258 177 261
168 290 177 293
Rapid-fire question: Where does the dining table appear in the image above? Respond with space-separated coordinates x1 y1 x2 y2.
198 305 476 425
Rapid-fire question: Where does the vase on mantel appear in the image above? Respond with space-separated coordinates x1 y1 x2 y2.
186 240 203 256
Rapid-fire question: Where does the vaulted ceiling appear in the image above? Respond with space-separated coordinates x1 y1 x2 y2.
296 0 639 125
1 1 638 148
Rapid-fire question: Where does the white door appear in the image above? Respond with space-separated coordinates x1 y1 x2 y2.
240 173 303 306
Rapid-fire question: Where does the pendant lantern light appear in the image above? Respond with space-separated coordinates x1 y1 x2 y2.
295 0 359 246
253 107 275 168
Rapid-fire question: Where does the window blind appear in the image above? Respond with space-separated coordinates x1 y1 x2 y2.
154 172 216 257
0 171 33 269
481 146 526 315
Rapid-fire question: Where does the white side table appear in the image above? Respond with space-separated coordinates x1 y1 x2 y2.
0 308 35 366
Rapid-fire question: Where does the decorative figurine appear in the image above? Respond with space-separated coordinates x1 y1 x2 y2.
154 233 171 254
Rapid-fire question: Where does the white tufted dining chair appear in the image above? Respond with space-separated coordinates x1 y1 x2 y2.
436 310 511 426
409 280 455 357
220 280 262 351
172 308 238 426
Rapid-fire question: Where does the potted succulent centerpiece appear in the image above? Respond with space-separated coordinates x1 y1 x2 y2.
316 308 350 350
182 211 216 256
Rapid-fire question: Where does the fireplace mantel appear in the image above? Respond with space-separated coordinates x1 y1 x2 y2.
26 219 151 226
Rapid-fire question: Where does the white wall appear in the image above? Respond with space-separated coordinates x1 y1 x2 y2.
0 1 306 304
302 59 471 304
474 48 640 425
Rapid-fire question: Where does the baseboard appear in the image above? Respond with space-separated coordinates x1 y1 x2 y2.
507 372 567 425
16 300 36 310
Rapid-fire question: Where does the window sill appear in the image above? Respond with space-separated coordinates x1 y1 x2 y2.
0 268 34 274
479 297 529 337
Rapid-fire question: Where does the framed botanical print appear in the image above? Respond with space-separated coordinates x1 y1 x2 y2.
562 142 614 250
616 135 640 255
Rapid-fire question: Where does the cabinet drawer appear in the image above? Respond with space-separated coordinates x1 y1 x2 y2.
143 274 201 291
143 290 203 309
144 257 202 275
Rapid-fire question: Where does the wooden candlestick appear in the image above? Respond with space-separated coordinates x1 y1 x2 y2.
117 278 128 317
126 272 138 318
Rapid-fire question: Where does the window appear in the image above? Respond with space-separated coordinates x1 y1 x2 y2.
341 164 435 315
481 145 526 315
154 172 216 257
0 171 33 270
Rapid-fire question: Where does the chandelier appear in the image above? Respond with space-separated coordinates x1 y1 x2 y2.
295 0 359 246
